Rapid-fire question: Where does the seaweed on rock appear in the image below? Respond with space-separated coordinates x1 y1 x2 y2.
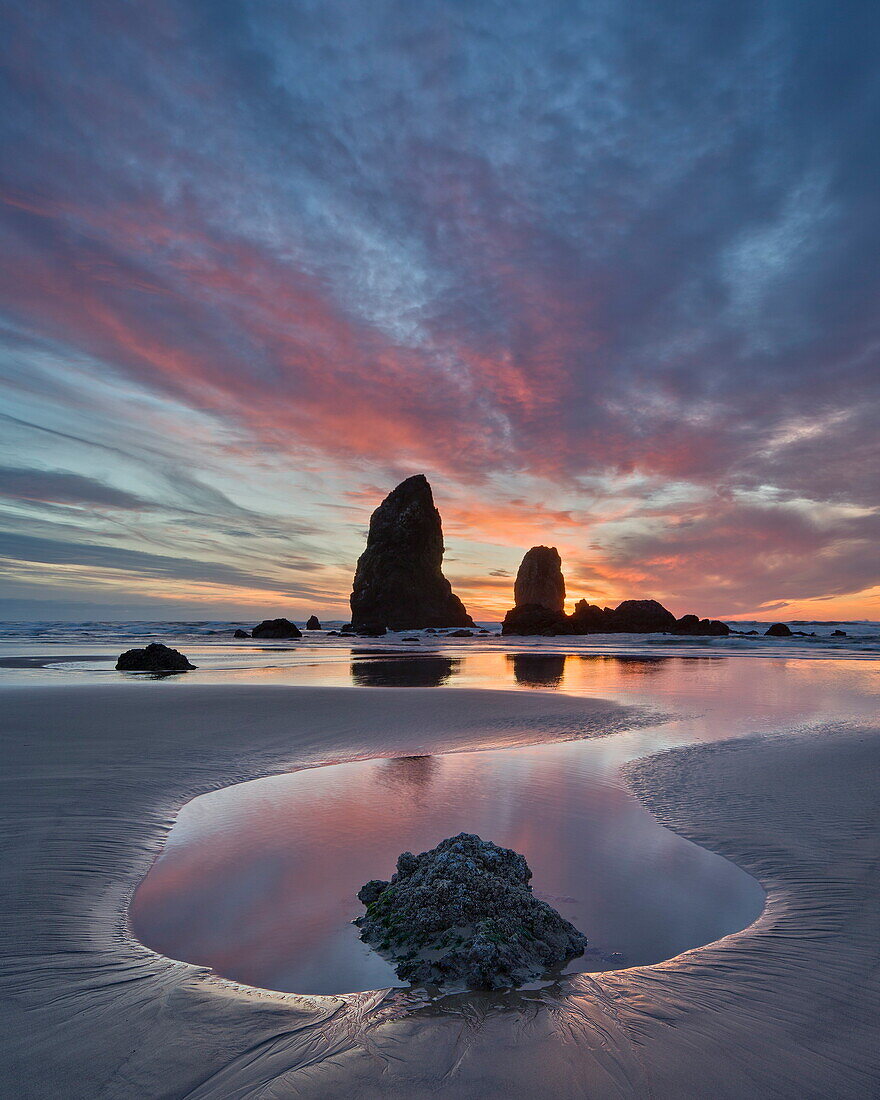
355 833 588 989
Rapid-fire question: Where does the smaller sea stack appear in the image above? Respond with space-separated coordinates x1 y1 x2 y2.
514 546 565 612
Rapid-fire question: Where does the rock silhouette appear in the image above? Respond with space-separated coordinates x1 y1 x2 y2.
355 833 588 989
350 474 474 631
355 624 387 637
305 615 321 630
502 553 726 636
503 596 729 636
765 623 793 637
251 618 302 639
606 599 678 633
502 603 570 635
568 600 609 633
514 546 565 612
233 628 250 638
673 615 730 636
116 643 195 673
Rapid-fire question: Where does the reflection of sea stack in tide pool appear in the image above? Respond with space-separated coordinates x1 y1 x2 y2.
351 654 458 688
509 653 567 688
350 475 474 631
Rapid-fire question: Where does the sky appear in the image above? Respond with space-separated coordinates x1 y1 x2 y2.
1 0 878 622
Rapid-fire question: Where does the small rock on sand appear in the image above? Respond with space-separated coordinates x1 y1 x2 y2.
116 643 195 673
251 618 303 639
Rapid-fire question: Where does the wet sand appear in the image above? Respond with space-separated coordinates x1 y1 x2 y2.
0 683 878 1097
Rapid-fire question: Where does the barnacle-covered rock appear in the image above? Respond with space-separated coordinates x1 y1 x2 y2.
355 833 588 989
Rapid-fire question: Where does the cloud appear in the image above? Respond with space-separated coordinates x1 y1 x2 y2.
0 530 317 595
0 466 151 510
0 1 878 614
604 498 880 614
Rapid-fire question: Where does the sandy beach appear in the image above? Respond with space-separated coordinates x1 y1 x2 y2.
0 680 877 1098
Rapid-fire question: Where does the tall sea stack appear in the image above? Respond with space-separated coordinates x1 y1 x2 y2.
514 546 565 611
350 474 474 631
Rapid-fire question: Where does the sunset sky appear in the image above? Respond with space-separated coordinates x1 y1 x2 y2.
1 1 878 621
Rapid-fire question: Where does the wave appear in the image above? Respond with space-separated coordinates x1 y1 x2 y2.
0 618 878 658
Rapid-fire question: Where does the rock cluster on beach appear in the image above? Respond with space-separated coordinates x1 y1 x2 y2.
349 474 474 631
503 594 728 637
502 546 730 637
355 832 588 989
251 618 303 639
116 643 195 672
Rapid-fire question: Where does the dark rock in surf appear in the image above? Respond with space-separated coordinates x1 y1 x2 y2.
605 599 677 633
508 597 685 636
701 620 730 636
355 833 588 989
305 615 321 630
350 475 474 631
514 546 565 612
567 598 678 635
233 629 250 638
831 629 847 637
448 629 474 637
568 600 608 633
252 618 303 639
116 643 195 673
674 615 730 636
502 603 570 636
765 623 792 637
